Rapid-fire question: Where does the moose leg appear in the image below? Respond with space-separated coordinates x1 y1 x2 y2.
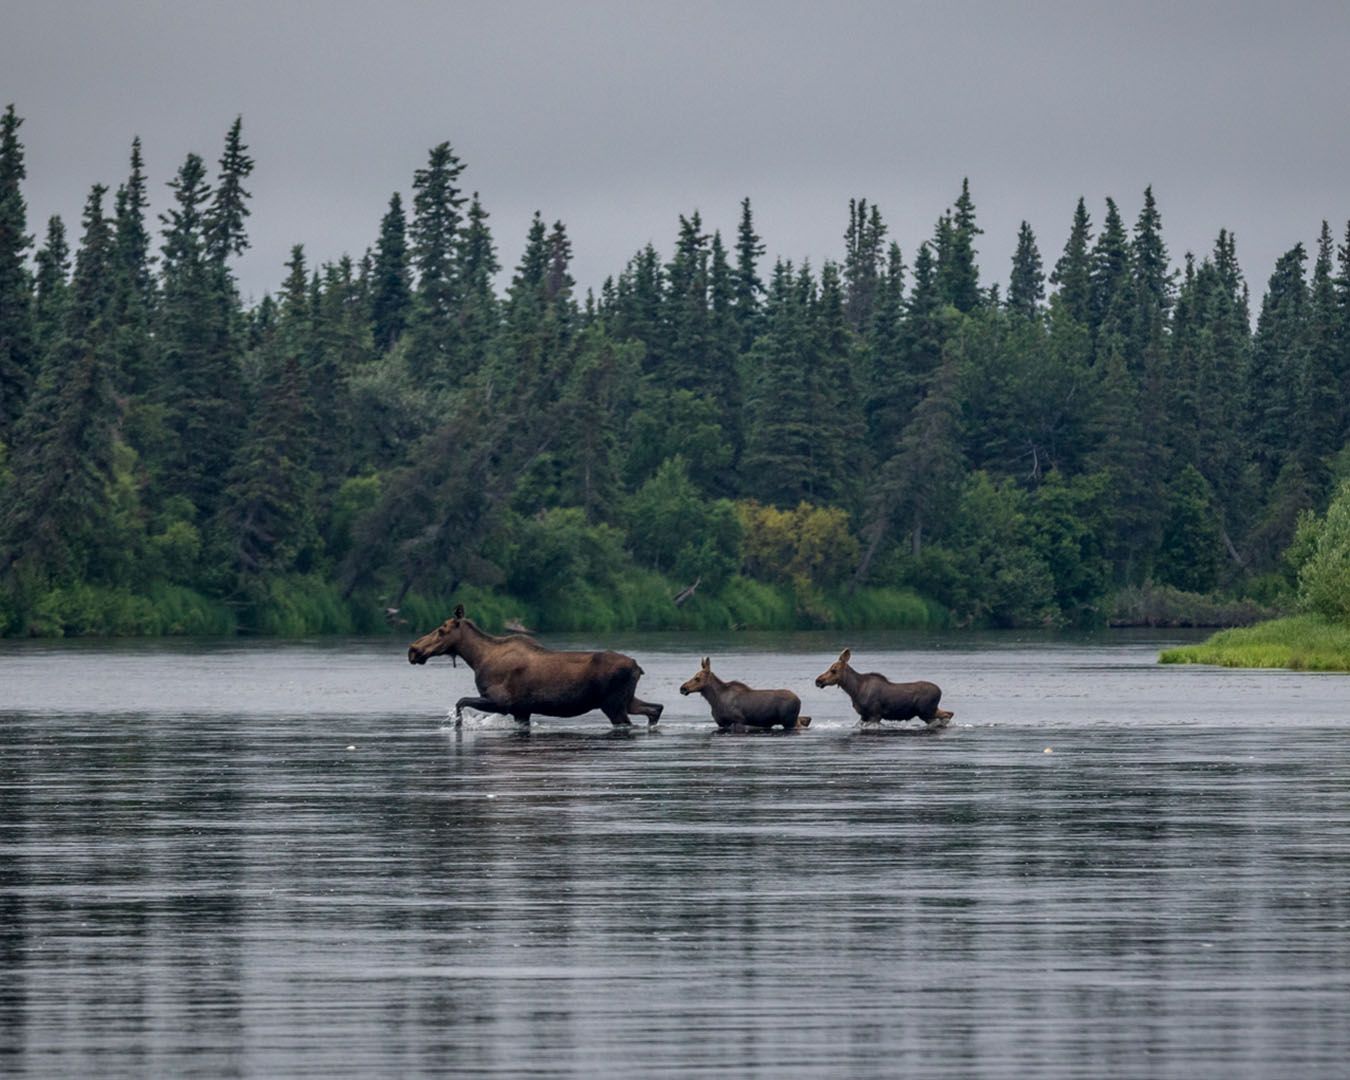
627 696 663 725
454 695 507 727
512 712 531 728
602 703 633 727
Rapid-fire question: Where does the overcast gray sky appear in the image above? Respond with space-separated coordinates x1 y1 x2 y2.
6 1 1350 304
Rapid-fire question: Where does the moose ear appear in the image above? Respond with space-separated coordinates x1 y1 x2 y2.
839 648 851 663
702 656 710 670
453 603 465 620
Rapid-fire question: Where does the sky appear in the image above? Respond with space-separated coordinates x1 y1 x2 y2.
6 1 1350 305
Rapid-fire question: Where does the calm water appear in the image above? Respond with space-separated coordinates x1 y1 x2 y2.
2 630 1348 1078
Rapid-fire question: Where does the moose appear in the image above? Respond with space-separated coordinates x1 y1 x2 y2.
814 649 953 728
408 605 664 728
680 656 811 732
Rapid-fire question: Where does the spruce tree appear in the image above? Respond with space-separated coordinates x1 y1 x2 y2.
369 192 412 351
407 141 467 385
2 186 124 585
843 198 887 331
32 215 70 352
662 211 711 392
1248 243 1308 486
1088 197 1132 350
741 261 819 504
1050 197 1093 325
1300 222 1341 491
204 117 254 267
457 192 499 372
215 243 319 593
1338 222 1350 444
612 242 664 369
0 104 34 440
1007 221 1045 319
733 196 764 352
938 179 982 313
114 137 154 303
1131 186 1172 322
113 138 156 395
156 151 243 519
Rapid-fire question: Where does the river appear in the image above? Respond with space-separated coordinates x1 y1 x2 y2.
2 630 1348 1077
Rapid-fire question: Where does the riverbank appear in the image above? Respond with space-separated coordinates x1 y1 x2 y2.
1159 615 1350 671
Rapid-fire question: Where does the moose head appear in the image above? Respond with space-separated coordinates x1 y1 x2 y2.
408 604 468 665
814 648 852 688
679 656 714 696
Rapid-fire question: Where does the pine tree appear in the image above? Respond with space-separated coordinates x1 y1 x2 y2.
1131 186 1172 323
741 261 820 504
545 220 575 314
733 196 764 352
815 259 863 506
1300 222 1341 491
843 198 887 331
1338 221 1350 447
457 192 499 373
114 137 154 303
2 186 124 584
369 192 412 351
156 152 243 519
311 254 373 487
1248 243 1308 486
32 215 70 351
204 117 254 267
1188 230 1251 558
1050 197 1092 325
407 141 467 386
612 242 664 369
938 179 982 313
661 211 711 392
0 104 34 440
113 138 156 394
1007 221 1045 319
1088 197 1132 350
902 242 944 395
215 245 319 592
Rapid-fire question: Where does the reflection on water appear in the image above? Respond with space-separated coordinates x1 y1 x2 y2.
1 634 1348 1077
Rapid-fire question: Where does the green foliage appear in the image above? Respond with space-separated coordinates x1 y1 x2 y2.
624 457 743 588
903 472 1057 627
1296 480 1350 622
738 500 859 590
1155 465 1223 593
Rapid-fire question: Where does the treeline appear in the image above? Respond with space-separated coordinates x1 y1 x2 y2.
1 106 1348 636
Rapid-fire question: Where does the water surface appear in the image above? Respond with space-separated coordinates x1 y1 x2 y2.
2 631 1347 1077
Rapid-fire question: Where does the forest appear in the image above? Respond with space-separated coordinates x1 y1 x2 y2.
1 106 1348 637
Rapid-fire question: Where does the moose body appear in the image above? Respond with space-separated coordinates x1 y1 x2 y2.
408 606 663 728
680 656 810 732
815 649 953 727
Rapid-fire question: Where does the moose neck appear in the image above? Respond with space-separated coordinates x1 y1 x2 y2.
452 620 499 669
699 671 730 706
838 663 864 699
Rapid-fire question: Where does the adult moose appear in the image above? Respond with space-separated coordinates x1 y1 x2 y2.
814 649 953 728
680 656 811 732
408 605 664 728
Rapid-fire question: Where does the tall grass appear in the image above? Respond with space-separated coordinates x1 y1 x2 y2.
1160 615 1350 671
12 583 235 637
4 575 950 639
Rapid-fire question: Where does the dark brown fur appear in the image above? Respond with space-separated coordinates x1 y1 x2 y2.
814 648 953 727
408 605 663 728
680 656 811 732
